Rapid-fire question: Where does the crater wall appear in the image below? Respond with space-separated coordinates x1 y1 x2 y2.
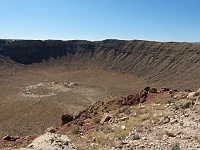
0 39 199 89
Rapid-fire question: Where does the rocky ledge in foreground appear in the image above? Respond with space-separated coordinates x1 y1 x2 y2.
1 87 200 150
20 132 77 150
57 88 200 150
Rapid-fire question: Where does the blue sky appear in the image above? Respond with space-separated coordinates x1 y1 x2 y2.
0 0 199 42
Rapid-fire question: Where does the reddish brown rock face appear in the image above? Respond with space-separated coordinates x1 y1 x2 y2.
122 87 150 106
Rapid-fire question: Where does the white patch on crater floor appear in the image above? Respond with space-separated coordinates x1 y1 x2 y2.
20 81 74 97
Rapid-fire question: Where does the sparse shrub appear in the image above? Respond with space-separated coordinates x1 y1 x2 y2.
171 142 180 150
124 108 132 115
105 126 113 133
97 136 106 145
172 101 195 110
119 106 132 115
155 99 163 104
93 117 101 124
93 110 97 115
181 101 195 109
96 125 113 133
192 100 195 105
96 126 104 132
77 121 84 126
131 133 140 140
117 130 129 140
172 104 180 110
141 115 149 121
72 125 80 135
103 126 113 134
119 106 129 113
80 113 87 119
167 100 172 104
118 134 127 140
194 134 200 143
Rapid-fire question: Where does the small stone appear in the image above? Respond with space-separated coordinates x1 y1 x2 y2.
45 127 56 133
165 104 170 107
153 113 158 117
184 114 189 117
179 122 184 126
150 142 154 146
80 136 85 139
142 137 147 140
121 125 126 130
159 116 170 124
165 131 176 137
139 144 145 148
100 113 112 124
115 145 123 149
92 137 96 142
126 143 131 147
3 135 20 141
90 143 95 147
113 124 118 128
162 134 168 139
176 131 182 135
119 116 129 122
86 140 91 143
170 119 178 124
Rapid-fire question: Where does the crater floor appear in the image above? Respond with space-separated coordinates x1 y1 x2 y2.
0 65 149 137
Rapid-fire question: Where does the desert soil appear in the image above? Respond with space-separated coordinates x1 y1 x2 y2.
0 64 149 137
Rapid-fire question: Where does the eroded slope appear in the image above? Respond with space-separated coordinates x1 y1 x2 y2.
0 39 199 89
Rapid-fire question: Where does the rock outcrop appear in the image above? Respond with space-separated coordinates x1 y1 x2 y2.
187 88 200 100
21 132 77 150
1 87 200 150
61 114 74 126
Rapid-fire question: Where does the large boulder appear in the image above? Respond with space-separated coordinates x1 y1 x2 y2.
187 88 200 100
149 88 158 93
123 87 150 105
21 132 77 150
3 135 20 141
100 113 112 125
123 94 140 105
61 114 73 126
